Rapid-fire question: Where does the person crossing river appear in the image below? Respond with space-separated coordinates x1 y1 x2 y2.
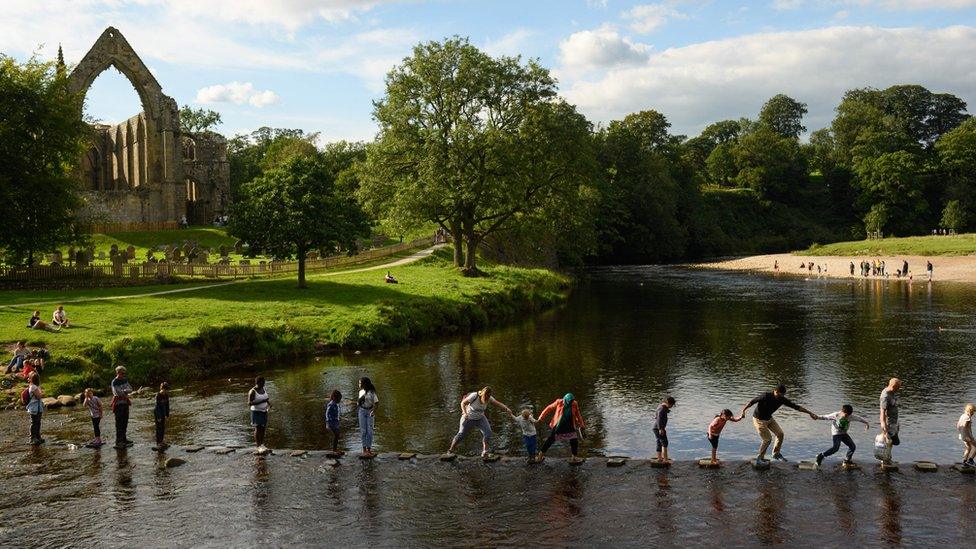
740 384 818 464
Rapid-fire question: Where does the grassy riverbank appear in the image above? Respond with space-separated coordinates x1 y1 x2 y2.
1 249 569 398
799 233 976 257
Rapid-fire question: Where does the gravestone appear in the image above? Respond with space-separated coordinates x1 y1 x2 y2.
219 245 229 257
109 244 119 258
126 246 136 260
98 251 106 260
146 250 155 262
172 248 182 262
234 240 243 254
76 250 89 266
52 251 63 264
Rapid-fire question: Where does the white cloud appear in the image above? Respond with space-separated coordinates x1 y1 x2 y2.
155 0 405 30
561 26 976 137
558 26 651 76
772 0 976 9
195 82 281 107
622 3 688 34
484 29 538 56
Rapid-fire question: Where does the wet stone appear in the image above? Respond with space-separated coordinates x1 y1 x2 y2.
290 450 307 458
183 445 205 453
439 453 457 462
483 454 501 463
952 463 975 474
752 460 771 471
164 457 186 468
254 448 272 456
880 462 899 472
359 453 376 460
840 462 861 471
398 453 416 460
325 459 340 467
915 461 938 472
324 451 345 459
698 459 721 469
213 447 235 455
606 458 626 467
569 457 586 466
797 461 818 471
650 460 672 469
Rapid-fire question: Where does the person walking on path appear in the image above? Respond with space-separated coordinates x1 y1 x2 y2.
83 388 104 447
815 404 870 466
357 377 379 457
707 409 742 464
654 396 676 463
957 404 976 467
879 378 902 465
111 366 133 449
740 384 818 463
447 386 513 457
248 376 271 453
325 390 343 454
153 382 170 450
537 393 586 461
26 372 44 445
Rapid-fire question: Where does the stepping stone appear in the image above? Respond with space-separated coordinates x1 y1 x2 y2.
213 447 236 455
164 457 186 468
752 460 771 471
325 459 340 467
914 461 938 472
879 462 899 472
569 457 586 466
698 459 721 469
840 461 861 471
359 453 376 460
650 460 672 469
482 454 501 463
85 442 105 449
797 461 818 471
439 453 457 462
151 446 170 453
253 448 272 456
324 451 345 459
398 453 416 461
183 445 205 453
952 463 975 474
290 450 307 458
606 458 626 467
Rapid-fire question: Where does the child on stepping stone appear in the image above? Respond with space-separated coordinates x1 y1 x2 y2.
707 409 742 464
83 388 103 447
154 382 170 449
325 390 343 454
816 404 869 466
512 408 539 461
654 396 675 463
957 403 976 467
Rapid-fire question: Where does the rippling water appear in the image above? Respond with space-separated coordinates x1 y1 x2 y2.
4 267 976 546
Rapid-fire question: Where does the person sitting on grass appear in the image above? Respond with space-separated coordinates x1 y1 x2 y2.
52 306 69 328
28 348 49 373
815 404 870 467
384 271 398 284
28 310 53 331
5 341 28 373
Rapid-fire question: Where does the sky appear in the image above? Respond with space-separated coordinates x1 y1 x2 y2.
3 0 976 143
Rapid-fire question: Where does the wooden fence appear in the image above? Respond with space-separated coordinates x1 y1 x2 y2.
0 238 433 288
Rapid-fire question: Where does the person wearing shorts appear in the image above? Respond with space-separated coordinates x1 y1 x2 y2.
653 396 676 463
707 409 742 464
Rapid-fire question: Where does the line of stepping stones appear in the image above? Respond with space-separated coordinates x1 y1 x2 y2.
154 446 976 475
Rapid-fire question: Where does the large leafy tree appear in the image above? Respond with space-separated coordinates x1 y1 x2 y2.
733 127 807 202
227 127 312 198
230 155 371 288
179 105 222 133
758 94 808 139
0 55 89 266
359 37 597 273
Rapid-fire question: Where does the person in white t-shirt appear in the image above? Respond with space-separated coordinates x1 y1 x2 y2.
357 377 379 457
447 386 513 457
958 404 975 467
512 408 539 461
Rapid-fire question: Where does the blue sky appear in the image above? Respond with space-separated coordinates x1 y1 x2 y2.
3 1 976 142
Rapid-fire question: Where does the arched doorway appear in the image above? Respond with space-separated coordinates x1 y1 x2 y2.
185 178 213 225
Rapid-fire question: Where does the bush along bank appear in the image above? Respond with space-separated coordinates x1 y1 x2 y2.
2 258 570 406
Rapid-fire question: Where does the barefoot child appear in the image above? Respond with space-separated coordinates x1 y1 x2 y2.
654 396 676 463
512 408 539 461
957 404 976 466
707 409 742 464
325 390 343 454
153 382 170 449
83 388 104 447
815 404 870 466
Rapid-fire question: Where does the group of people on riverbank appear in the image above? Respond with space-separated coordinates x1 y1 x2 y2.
22 372 976 469
846 259 934 281
5 341 49 377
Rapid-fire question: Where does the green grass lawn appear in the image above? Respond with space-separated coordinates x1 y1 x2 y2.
799 234 976 257
0 250 568 396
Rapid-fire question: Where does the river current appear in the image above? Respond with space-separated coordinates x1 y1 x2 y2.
3 267 976 546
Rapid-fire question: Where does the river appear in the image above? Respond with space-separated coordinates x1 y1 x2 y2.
3 267 976 546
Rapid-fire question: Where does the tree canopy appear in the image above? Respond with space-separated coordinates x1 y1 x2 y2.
179 105 222 133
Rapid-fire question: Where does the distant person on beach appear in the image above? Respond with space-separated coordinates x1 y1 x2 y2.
26 372 44 445
154 382 170 450
358 377 379 457
248 376 271 453
537 393 586 461
512 408 539 461
880 260 886 276
815 404 870 467
447 386 513 457
879 378 901 465
850 261 855 276
707 409 742 464
654 396 676 463
902 260 909 277
740 384 818 463
111 366 134 449
773 260 778 271
325 389 343 454
83 388 104 447
927 261 933 281
52 305 69 328
958 404 976 467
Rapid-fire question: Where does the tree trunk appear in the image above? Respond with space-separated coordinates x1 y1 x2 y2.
449 219 464 268
462 215 481 276
297 245 307 289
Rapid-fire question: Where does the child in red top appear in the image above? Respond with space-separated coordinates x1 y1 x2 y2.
707 409 742 464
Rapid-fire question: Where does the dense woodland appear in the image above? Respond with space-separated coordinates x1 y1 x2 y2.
4 39 975 270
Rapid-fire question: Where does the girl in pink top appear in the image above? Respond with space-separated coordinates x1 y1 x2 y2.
707 409 742 464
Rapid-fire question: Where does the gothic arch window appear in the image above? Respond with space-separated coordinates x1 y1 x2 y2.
182 138 196 160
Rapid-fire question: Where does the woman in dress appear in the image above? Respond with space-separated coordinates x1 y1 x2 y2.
536 393 586 461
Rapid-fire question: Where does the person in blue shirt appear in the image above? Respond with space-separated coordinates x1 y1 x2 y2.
654 396 676 463
325 390 343 454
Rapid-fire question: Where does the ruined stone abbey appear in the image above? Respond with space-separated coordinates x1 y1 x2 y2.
69 27 230 226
